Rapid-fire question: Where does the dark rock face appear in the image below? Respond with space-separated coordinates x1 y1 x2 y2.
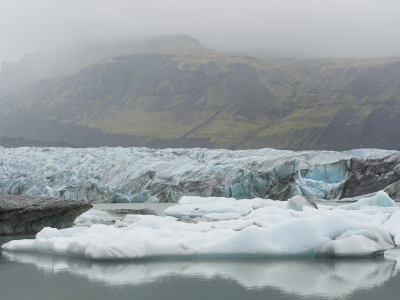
0 195 92 236
313 108 400 152
384 180 400 200
339 153 400 199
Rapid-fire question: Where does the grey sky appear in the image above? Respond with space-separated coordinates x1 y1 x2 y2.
1 0 400 64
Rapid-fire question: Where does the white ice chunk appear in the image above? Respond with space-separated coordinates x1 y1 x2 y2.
203 212 242 220
316 204 333 210
58 227 89 237
382 211 400 244
2 208 395 260
36 227 63 239
74 209 122 225
164 196 285 218
287 195 318 211
335 191 398 210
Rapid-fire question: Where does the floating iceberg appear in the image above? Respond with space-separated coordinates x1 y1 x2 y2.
286 195 318 211
73 210 123 227
0 147 400 203
382 211 400 245
3 193 398 260
164 196 286 218
334 191 399 211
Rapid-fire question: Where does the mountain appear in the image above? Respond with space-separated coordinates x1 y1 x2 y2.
0 136 77 148
1 35 400 150
0 35 204 92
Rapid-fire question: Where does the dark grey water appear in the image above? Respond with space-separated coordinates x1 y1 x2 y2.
1 236 400 300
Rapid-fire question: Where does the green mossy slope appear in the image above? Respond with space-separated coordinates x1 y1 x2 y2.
1 38 400 150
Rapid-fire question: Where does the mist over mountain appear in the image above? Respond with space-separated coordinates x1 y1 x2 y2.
0 35 202 92
1 34 400 150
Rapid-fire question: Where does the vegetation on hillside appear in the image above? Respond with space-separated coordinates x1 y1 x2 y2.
1 35 400 150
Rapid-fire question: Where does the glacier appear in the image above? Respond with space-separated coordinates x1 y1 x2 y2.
1 147 400 203
3 192 399 259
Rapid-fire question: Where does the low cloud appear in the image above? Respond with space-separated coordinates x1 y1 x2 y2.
1 0 400 64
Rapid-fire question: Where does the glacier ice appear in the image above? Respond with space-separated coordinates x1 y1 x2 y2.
73 209 123 227
382 211 400 244
3 192 398 260
202 212 242 221
286 195 318 211
334 191 399 211
0 147 399 203
163 196 284 218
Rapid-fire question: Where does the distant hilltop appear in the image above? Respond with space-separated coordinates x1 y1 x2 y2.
1 35 400 151
0 136 77 148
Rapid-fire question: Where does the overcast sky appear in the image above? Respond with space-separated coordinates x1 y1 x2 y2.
1 0 400 64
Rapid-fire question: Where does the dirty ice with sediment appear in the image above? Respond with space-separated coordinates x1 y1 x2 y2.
1 147 400 203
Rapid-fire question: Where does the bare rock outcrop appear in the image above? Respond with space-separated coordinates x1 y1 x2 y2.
0 195 92 236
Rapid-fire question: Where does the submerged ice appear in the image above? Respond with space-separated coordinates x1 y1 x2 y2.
3 191 399 260
0 147 400 203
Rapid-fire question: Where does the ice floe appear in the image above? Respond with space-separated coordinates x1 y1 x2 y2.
286 195 318 211
334 191 399 211
3 191 399 260
164 196 286 218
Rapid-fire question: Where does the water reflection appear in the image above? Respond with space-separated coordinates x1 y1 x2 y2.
3 249 400 299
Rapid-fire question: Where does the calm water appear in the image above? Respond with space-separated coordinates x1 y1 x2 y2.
1 236 400 300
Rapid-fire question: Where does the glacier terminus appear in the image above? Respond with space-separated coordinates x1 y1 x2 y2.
1 147 400 203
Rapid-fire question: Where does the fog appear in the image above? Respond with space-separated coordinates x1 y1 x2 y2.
1 0 400 65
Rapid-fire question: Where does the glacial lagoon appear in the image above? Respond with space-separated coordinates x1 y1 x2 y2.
91 202 350 215
1 235 400 300
3 199 400 299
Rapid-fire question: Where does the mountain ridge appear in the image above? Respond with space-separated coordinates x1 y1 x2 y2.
1 35 400 150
